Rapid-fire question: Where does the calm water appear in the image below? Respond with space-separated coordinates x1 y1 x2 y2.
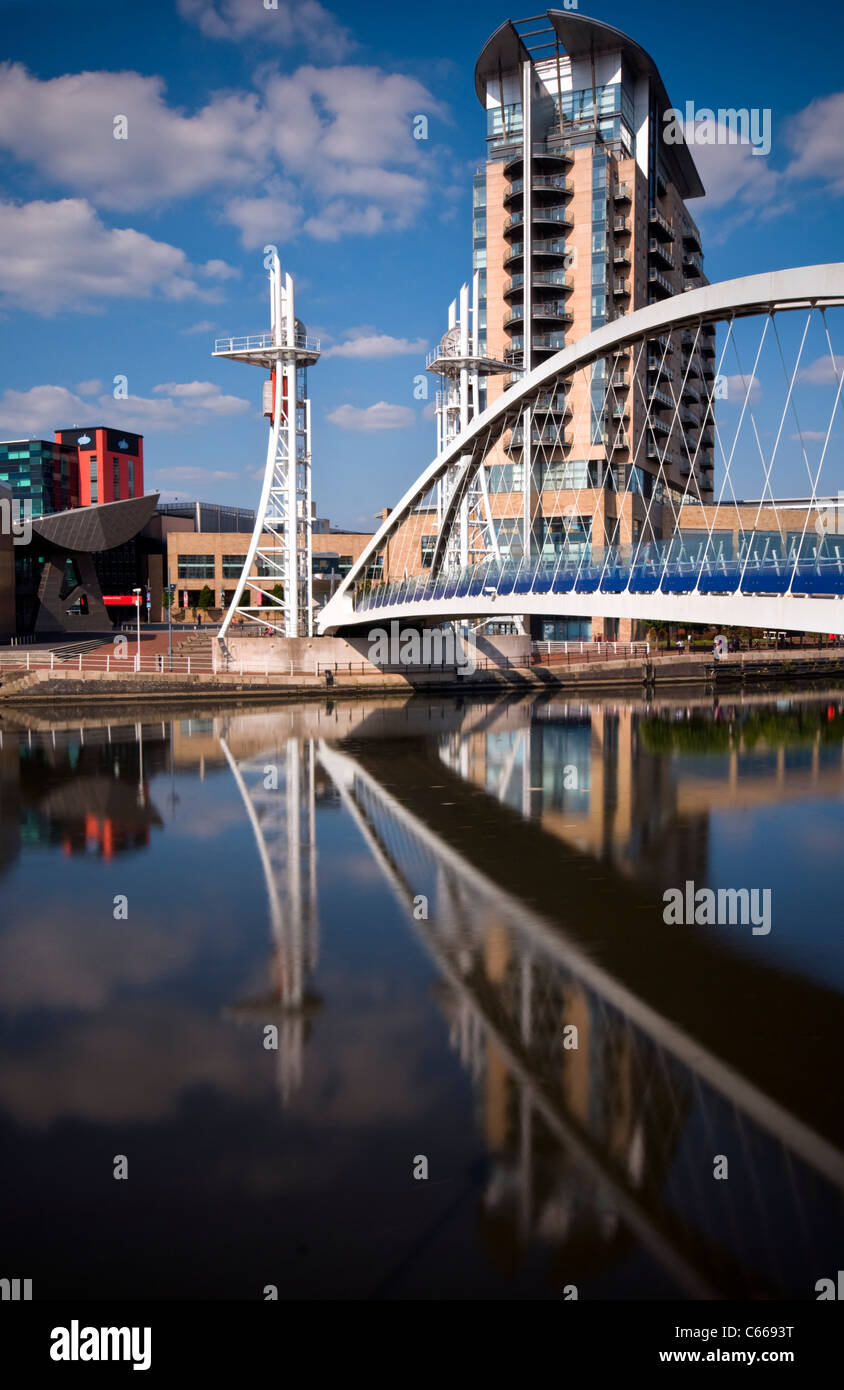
1 690 843 1300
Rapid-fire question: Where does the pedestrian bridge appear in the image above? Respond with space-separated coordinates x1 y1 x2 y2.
318 264 844 637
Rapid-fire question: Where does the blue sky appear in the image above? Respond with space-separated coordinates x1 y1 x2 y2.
1 0 843 529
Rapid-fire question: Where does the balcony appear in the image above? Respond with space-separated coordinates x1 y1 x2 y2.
503 243 525 267
532 392 571 415
683 251 704 278
648 267 674 298
504 145 573 177
609 402 629 419
613 279 630 297
505 371 524 388
700 336 717 359
509 425 572 448
681 354 701 378
649 417 671 436
648 206 674 241
504 303 573 328
682 222 702 253
611 372 629 388
681 409 699 428
531 332 567 352
648 237 674 271
533 237 570 258
613 246 631 265
650 334 673 353
649 386 674 411
603 431 629 451
647 356 675 381
647 441 677 466
614 215 631 234
504 174 571 204
504 271 574 297
681 381 700 404
531 207 574 229
613 182 632 202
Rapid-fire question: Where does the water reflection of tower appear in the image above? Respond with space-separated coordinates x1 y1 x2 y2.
436 913 688 1285
220 735 322 1104
439 705 709 886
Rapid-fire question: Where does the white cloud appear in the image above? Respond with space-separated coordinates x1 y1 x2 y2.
0 199 235 313
0 62 444 249
798 354 844 385
176 0 353 59
721 372 762 403
324 332 427 359
0 381 250 438
223 185 304 249
151 380 251 415
76 379 102 395
180 320 217 336
784 92 844 194
201 258 240 281
790 430 830 441
0 63 263 211
326 401 416 431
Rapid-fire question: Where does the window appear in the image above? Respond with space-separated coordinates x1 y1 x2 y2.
312 555 339 575
222 554 246 578
420 535 436 569
127 460 135 498
89 454 98 503
177 554 215 580
112 457 120 499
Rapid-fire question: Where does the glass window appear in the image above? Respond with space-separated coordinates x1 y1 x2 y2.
420 535 436 568
177 554 215 579
222 554 246 579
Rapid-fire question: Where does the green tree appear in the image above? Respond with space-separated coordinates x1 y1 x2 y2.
197 584 213 612
270 584 284 601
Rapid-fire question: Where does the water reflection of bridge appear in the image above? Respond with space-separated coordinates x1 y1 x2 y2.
315 734 844 1298
216 695 844 1297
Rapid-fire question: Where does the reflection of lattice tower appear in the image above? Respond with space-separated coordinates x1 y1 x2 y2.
221 737 321 1104
426 274 509 569
214 255 320 638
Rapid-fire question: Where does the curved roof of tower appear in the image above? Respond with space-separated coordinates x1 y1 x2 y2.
474 12 704 200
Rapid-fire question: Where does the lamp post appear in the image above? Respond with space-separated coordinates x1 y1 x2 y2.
167 583 175 671
132 587 141 670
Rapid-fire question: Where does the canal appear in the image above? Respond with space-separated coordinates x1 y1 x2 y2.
1 689 842 1300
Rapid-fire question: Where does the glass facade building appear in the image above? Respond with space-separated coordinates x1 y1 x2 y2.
0 440 80 517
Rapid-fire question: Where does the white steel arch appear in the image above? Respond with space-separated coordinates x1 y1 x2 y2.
318 264 844 635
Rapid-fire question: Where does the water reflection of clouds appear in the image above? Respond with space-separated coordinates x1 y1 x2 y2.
0 908 201 1013
0 987 447 1146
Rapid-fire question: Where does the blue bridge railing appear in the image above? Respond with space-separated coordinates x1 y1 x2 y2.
353 535 844 613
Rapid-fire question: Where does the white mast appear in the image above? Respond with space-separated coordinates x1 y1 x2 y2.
214 255 319 639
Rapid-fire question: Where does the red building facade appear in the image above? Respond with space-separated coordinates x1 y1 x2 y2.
55 427 144 507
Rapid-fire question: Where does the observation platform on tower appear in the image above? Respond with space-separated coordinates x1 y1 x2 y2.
213 328 321 369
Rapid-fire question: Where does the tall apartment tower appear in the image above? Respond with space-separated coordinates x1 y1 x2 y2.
472 12 714 639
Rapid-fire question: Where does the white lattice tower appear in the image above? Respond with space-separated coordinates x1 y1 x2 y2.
426 274 508 570
214 255 320 639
